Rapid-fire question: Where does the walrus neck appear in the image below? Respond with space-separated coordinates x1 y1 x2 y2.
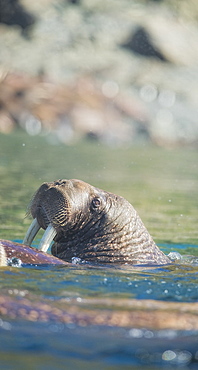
51 199 170 265
123 211 170 264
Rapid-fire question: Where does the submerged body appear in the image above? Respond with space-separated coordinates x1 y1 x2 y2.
0 240 68 266
24 179 170 265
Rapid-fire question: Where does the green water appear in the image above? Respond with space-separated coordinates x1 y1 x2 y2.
0 131 197 250
0 132 198 369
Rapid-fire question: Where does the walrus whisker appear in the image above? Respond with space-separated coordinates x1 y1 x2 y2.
23 218 41 246
38 223 57 252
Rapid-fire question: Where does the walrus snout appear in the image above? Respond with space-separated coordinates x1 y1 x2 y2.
31 185 70 229
23 179 98 252
23 180 74 251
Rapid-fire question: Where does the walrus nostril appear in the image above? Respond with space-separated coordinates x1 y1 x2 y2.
54 180 62 186
54 179 67 186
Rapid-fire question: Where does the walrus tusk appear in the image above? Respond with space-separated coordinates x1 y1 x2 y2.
23 218 41 246
23 219 57 253
38 223 57 252
0 242 7 266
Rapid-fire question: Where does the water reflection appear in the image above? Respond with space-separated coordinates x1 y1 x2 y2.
0 320 198 369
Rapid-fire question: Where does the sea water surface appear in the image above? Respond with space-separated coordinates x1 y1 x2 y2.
0 132 198 369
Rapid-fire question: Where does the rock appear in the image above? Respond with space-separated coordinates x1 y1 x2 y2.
144 14 198 66
0 1 198 147
121 26 168 62
0 0 35 35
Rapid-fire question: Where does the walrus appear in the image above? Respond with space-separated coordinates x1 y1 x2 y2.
0 240 68 266
22 179 171 265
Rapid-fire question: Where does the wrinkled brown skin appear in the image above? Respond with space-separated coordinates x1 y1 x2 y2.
0 240 68 265
31 179 171 265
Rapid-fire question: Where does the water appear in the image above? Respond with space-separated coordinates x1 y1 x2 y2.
1 255 198 369
0 132 198 369
1 321 198 370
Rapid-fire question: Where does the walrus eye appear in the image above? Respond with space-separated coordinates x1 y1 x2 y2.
91 197 101 209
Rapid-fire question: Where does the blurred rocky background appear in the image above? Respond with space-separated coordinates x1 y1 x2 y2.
0 0 198 147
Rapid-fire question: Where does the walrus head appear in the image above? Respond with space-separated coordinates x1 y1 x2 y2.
23 179 171 265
